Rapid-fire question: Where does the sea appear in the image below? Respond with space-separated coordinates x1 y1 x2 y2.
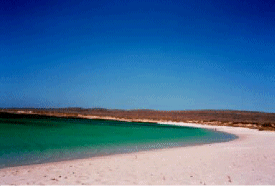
0 112 237 168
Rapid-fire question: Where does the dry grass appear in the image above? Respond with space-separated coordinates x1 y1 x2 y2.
1 108 275 131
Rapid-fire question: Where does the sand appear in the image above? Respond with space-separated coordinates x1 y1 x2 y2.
1 121 275 185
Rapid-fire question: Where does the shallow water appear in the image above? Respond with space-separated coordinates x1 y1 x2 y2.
0 113 237 168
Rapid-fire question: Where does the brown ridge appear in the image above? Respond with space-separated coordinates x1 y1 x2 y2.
1 108 275 131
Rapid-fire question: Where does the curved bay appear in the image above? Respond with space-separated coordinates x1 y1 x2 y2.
0 113 237 168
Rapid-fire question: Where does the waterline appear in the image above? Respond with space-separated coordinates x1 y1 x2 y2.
0 113 237 168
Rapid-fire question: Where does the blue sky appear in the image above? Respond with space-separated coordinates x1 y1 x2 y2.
1 0 274 112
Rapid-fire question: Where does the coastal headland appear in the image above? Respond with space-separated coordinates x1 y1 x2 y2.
0 108 275 184
1 108 275 131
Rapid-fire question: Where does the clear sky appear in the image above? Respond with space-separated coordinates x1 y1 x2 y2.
1 0 274 112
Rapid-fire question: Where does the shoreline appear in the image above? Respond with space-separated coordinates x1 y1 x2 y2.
2 109 275 131
1 120 275 184
0 116 237 170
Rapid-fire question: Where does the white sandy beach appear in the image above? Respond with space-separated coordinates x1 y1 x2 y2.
1 122 275 185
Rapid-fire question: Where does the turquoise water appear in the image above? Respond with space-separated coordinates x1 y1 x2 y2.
0 113 237 168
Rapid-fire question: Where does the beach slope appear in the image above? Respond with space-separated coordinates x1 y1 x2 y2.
0 122 275 185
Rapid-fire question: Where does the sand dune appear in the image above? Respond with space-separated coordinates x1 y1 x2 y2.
1 122 275 185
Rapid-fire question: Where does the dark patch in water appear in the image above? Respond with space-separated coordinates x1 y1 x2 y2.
0 113 237 169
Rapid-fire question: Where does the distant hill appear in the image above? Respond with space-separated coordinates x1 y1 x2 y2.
1 108 274 131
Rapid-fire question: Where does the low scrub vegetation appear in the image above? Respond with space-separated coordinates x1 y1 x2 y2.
1 108 275 131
